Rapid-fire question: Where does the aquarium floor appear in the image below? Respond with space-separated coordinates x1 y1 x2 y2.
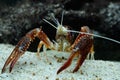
0 44 120 80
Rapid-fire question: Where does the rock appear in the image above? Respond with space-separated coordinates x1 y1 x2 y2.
0 44 120 80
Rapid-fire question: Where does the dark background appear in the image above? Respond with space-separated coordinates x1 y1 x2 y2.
0 0 120 61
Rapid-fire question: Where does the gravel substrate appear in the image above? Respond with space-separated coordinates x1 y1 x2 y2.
0 44 120 80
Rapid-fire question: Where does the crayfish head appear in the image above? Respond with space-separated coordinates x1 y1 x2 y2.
57 25 68 35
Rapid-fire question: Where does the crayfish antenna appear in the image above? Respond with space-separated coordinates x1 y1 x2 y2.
43 19 57 30
67 29 120 44
43 13 60 29
43 11 65 30
60 11 64 26
51 13 60 26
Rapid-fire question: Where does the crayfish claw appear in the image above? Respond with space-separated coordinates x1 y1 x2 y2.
1 36 31 73
1 66 6 73
57 51 76 74
72 55 86 73
9 54 21 73
1 50 17 73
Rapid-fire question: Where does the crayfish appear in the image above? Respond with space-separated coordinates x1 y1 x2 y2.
1 12 120 74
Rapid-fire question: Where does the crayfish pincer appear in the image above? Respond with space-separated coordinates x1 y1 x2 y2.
57 26 94 74
1 28 54 73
